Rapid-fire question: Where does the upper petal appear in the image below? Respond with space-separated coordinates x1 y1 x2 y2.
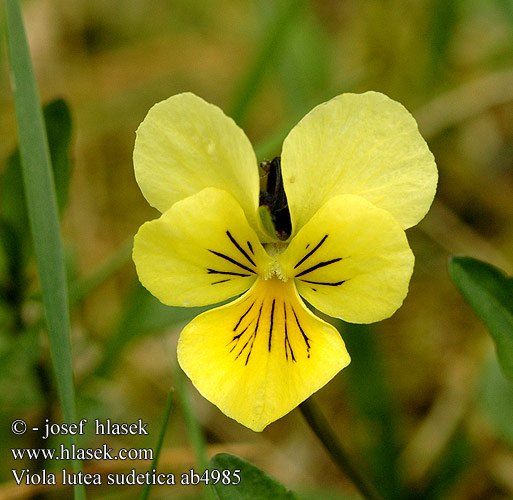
281 91 438 233
279 194 414 323
133 187 271 307
177 277 350 431
134 93 263 236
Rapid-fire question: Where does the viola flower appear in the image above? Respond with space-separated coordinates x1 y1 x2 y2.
132 92 437 431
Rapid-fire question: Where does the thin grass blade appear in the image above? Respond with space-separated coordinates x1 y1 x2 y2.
4 2 85 498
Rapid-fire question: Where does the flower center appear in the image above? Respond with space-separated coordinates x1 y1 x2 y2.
263 243 289 281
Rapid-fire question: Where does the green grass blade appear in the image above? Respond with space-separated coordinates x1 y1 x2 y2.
139 389 174 500
4 2 85 499
228 0 307 125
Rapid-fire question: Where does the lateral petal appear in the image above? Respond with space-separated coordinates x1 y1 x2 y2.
281 91 437 233
279 194 414 323
177 278 350 431
134 93 265 238
133 188 271 307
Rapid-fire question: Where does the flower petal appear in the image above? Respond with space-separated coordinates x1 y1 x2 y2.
281 91 437 233
134 93 264 237
133 188 271 307
279 194 414 323
177 278 350 431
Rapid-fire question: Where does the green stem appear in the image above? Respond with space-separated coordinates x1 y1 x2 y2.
299 398 385 500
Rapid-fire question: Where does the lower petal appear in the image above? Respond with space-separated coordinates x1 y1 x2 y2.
177 278 350 432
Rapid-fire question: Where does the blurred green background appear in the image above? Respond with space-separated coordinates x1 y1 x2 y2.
1 0 513 499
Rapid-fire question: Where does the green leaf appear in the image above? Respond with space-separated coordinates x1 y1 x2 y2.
4 1 84 499
42 98 73 213
209 454 299 500
1 99 73 236
0 98 72 279
448 256 513 380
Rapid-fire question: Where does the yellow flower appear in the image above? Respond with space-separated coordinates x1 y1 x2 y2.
132 92 437 431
